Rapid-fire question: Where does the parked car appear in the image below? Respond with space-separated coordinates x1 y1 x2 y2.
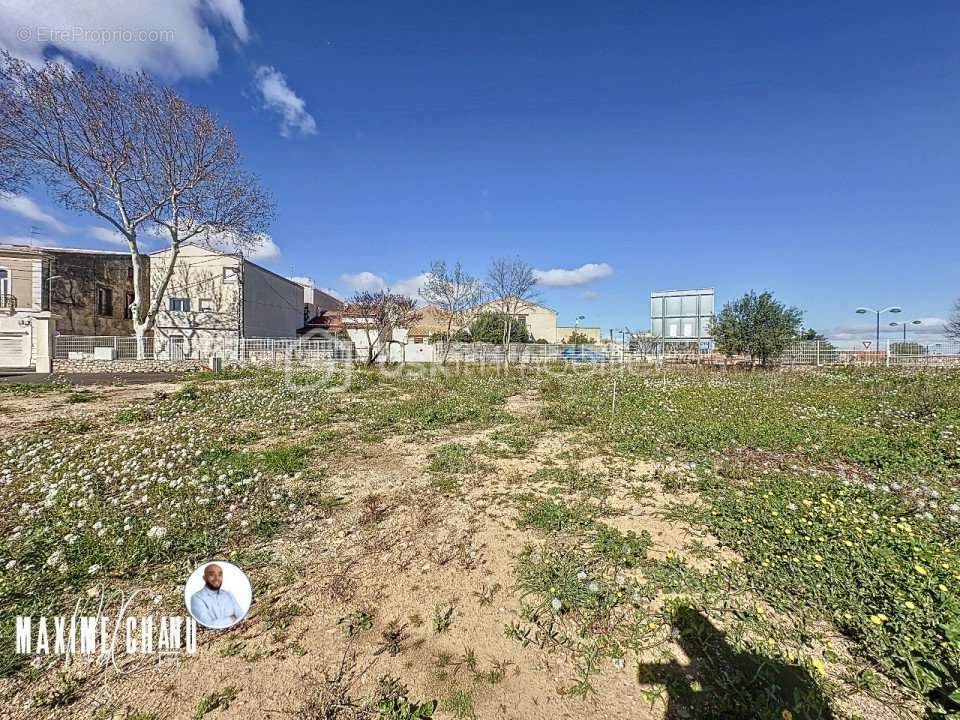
560 346 609 363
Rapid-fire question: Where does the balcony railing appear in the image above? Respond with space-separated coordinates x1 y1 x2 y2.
0 294 16 315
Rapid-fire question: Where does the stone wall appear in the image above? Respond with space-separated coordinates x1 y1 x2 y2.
54 358 204 374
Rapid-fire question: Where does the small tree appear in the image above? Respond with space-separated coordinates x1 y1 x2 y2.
346 290 422 365
797 327 835 350
485 258 538 353
469 312 531 344
890 341 927 356
712 290 803 367
419 260 483 363
0 54 273 357
946 299 960 342
562 330 595 345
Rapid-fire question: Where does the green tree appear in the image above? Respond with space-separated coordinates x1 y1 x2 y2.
798 328 825 341
712 290 803 366
890 341 927 356
797 327 835 350
562 330 596 345
468 312 531 343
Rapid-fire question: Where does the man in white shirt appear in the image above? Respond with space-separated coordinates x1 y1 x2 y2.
190 563 244 629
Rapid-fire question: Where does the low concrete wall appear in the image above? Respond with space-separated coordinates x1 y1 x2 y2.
54 358 204 374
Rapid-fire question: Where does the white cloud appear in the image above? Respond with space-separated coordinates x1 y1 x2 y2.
391 272 430 298
534 262 613 288
200 230 280 262
254 65 317 137
88 226 127 246
243 235 280 262
287 275 315 288
0 0 249 78
318 287 342 300
0 194 68 233
341 271 386 292
826 317 949 341
581 290 599 301
338 271 428 298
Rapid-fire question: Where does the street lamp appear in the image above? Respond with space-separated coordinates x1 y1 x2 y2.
856 306 901 358
574 314 585 328
45 275 63 309
889 319 922 342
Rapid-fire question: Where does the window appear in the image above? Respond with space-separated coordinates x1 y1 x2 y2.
0 268 8 304
124 292 135 319
650 297 663 319
96 286 113 316
222 266 239 284
199 298 215 313
169 297 191 312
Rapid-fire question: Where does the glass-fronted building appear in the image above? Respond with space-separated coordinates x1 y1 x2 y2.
650 288 715 345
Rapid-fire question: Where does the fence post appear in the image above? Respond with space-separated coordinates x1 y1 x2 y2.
815 341 820 366
886 340 891 367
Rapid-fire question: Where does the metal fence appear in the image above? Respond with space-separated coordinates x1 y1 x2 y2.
782 340 960 367
55 335 348 365
54 335 960 369
444 342 715 365
55 335 156 360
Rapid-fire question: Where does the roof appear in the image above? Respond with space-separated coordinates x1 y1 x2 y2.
651 288 715 297
477 298 558 314
300 309 345 333
0 243 53 258
409 305 449 336
41 246 131 256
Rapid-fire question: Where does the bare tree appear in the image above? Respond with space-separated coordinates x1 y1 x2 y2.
0 53 273 357
485 257 539 354
946 299 960 341
0 118 24 195
345 290 422 365
419 260 483 363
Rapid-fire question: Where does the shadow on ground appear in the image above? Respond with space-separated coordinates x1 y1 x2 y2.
637 605 835 719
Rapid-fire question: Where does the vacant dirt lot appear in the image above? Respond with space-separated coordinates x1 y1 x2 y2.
2 366 956 719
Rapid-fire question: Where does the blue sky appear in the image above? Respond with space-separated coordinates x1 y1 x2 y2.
1 1 957 341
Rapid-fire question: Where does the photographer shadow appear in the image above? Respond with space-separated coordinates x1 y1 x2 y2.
637 605 835 719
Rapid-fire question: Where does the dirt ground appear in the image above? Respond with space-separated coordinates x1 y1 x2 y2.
0 381 185 436
3 380 902 720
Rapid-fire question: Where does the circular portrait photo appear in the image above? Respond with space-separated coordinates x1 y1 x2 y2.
183 561 253 630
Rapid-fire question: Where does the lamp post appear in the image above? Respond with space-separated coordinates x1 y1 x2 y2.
889 319 922 342
856 306 901 361
45 275 63 310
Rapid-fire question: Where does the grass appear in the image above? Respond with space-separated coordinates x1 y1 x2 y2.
4 364 959 718
193 687 237 718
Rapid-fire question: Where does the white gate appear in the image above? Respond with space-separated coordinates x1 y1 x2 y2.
0 329 31 369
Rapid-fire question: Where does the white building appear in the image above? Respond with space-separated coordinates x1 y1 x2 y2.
150 244 303 359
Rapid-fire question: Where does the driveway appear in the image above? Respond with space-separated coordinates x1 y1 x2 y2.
0 370 190 386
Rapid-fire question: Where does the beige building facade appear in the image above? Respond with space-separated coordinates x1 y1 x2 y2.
150 244 303 359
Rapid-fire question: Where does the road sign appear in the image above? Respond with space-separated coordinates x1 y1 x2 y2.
863 341 872 350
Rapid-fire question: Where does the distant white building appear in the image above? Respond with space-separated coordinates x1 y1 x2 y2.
150 244 303 359
650 288 715 346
